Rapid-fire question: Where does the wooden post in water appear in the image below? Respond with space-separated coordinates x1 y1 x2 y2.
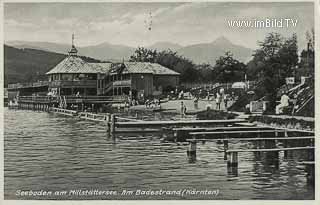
110 114 116 140
306 163 315 186
227 152 238 167
223 140 228 160
284 130 288 158
106 113 111 137
187 141 197 162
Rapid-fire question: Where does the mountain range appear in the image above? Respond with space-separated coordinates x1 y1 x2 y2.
4 45 66 86
6 36 253 64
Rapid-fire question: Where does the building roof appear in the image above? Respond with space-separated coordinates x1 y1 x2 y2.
110 62 180 75
46 56 179 76
125 62 179 75
46 56 112 74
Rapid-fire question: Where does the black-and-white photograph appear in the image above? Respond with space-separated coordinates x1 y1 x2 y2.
2 0 317 201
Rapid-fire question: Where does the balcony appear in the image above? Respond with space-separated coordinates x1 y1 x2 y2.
112 79 131 87
49 80 97 88
8 81 49 89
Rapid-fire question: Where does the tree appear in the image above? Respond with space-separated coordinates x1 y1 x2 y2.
197 63 214 82
130 47 200 83
249 32 299 111
213 51 246 83
129 47 158 63
278 34 298 79
297 28 314 77
306 28 315 51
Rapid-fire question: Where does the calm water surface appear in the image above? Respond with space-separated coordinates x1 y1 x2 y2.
4 108 314 200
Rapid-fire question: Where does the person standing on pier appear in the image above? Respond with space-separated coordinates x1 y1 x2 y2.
216 92 221 110
194 97 199 110
224 94 229 111
180 101 184 116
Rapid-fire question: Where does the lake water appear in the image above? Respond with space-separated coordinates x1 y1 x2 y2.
4 108 314 200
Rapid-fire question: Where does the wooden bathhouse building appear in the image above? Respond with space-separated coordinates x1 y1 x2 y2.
45 40 180 100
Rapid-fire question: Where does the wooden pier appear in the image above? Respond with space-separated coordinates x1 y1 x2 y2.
115 119 246 128
49 108 248 139
185 127 315 184
11 95 127 113
7 103 315 184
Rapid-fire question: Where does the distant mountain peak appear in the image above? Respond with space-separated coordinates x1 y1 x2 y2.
148 42 182 51
212 36 232 45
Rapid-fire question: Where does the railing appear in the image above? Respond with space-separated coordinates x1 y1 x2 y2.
183 81 257 91
18 96 59 103
182 82 218 89
49 80 97 87
51 108 78 116
17 95 127 104
65 95 116 103
8 81 49 89
113 80 131 87
79 112 108 121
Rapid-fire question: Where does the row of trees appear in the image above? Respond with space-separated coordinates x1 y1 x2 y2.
130 48 201 82
129 30 314 110
247 31 314 110
130 47 249 83
129 47 247 83
130 31 313 86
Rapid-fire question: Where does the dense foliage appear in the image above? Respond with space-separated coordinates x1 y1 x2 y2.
130 47 245 83
130 47 200 82
246 33 299 111
213 52 246 83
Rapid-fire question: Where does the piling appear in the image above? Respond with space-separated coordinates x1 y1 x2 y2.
265 151 279 167
284 130 288 158
227 151 238 167
223 140 228 160
305 163 315 186
110 114 116 140
227 166 238 176
310 138 314 146
106 113 111 137
187 141 197 162
308 149 314 161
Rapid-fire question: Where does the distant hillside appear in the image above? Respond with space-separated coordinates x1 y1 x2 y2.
147 42 182 51
4 45 103 87
177 36 253 64
6 41 70 54
7 36 253 65
6 41 135 62
4 45 66 86
79 42 135 62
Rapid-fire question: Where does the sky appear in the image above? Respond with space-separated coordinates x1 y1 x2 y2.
4 2 315 50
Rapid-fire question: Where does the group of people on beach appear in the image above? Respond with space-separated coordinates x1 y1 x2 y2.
214 91 231 111
145 98 161 109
